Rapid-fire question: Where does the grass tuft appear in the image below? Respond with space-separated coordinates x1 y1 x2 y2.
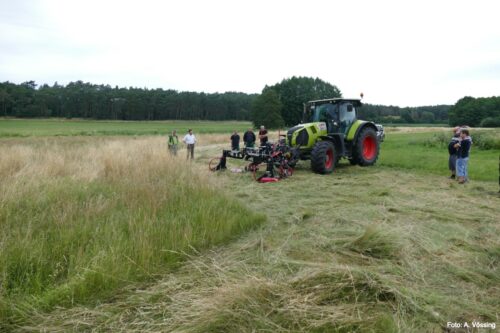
347 225 404 260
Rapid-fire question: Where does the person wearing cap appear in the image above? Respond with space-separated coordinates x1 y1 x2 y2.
183 129 197 160
258 125 268 146
447 127 460 179
168 130 179 156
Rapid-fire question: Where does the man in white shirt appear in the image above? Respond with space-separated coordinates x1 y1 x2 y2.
183 129 197 160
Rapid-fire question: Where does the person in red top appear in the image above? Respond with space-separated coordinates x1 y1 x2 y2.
258 125 268 146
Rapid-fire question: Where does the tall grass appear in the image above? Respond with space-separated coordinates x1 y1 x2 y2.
0 137 264 328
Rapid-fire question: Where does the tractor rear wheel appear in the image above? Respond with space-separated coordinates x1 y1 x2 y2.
311 141 337 174
352 127 379 166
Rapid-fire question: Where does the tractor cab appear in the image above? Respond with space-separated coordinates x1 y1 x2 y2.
304 98 362 135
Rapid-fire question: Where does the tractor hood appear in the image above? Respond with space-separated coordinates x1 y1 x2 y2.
286 122 328 148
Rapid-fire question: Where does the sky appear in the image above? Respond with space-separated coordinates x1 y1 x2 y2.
1 0 499 106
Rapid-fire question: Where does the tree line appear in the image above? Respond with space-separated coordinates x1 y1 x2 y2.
448 96 500 127
358 104 451 124
0 81 256 121
2 79 497 128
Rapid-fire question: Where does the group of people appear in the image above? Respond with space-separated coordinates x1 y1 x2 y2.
230 126 268 151
167 129 196 159
167 125 269 160
448 126 472 184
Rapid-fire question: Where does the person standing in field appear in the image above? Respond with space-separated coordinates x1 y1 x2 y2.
230 130 240 151
454 128 472 184
258 125 268 146
183 129 197 160
243 128 256 148
168 130 179 156
447 127 460 179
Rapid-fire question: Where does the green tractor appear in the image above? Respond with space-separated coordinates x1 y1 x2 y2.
286 98 385 174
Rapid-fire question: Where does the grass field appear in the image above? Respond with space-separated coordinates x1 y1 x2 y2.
0 118 252 137
0 137 264 330
0 121 499 332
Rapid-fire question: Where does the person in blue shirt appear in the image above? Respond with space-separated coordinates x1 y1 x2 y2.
454 128 472 184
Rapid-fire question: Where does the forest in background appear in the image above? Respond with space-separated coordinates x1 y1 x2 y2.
1 78 498 127
448 96 500 127
0 81 255 121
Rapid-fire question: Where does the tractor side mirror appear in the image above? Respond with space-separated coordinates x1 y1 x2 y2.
347 104 353 112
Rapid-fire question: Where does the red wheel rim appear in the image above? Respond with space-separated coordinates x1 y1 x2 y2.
325 149 333 169
362 136 376 160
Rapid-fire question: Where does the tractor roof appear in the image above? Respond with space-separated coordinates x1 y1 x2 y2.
307 98 362 106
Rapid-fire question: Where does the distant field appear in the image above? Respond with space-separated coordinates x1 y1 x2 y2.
1 119 498 182
0 118 252 137
0 119 449 138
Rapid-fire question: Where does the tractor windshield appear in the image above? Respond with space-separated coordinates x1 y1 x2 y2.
309 103 338 123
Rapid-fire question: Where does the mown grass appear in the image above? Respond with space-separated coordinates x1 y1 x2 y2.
0 118 252 137
0 137 264 330
17 139 500 333
380 129 500 181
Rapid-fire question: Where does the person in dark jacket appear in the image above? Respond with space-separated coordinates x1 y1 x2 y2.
258 125 268 146
447 127 460 179
230 131 240 151
454 128 472 184
243 128 256 148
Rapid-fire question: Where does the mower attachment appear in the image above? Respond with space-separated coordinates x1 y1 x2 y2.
209 143 297 183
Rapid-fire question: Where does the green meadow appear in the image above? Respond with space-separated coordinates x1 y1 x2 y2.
0 118 252 137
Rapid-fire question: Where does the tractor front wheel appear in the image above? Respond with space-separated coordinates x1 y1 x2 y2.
311 141 337 174
352 127 379 166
